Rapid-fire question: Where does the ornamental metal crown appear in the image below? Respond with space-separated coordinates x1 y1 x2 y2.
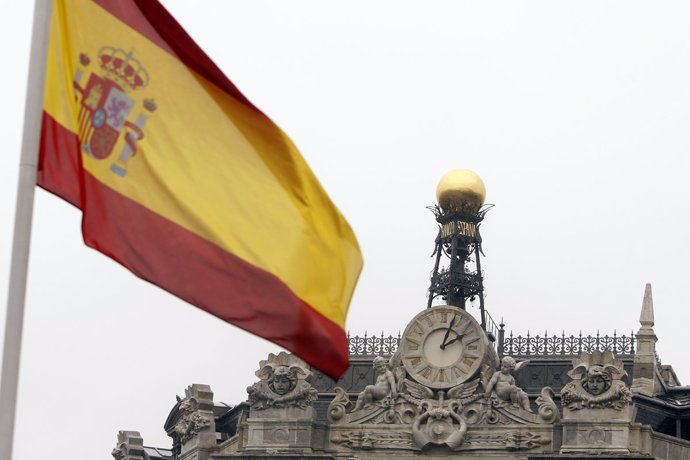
97 46 149 91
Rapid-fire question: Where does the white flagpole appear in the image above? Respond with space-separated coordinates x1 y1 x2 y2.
0 0 53 458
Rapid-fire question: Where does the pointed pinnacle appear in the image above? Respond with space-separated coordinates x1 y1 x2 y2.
640 283 654 328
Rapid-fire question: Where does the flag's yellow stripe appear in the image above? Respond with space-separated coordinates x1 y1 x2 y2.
43 0 361 326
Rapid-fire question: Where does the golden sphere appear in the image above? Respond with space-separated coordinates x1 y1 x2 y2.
436 169 486 214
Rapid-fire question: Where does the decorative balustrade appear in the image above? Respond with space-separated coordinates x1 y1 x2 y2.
499 330 635 357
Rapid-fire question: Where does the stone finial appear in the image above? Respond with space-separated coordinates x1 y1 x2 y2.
111 431 145 460
632 283 658 397
639 283 654 329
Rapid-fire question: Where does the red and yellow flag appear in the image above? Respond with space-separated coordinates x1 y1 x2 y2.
38 0 362 378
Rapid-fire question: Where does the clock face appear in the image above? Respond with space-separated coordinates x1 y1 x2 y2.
400 305 487 389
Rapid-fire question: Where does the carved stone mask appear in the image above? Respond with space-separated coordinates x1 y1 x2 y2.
271 366 296 395
582 365 611 395
586 376 606 395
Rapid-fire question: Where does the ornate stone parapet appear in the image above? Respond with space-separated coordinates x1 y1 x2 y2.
111 431 145 460
175 384 216 459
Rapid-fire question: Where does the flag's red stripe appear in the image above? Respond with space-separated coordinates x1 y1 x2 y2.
37 112 349 379
38 113 84 209
93 0 260 113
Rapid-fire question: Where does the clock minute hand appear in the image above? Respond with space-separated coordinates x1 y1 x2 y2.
439 315 456 349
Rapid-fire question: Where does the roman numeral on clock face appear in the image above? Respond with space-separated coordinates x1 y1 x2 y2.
451 364 466 378
406 337 420 349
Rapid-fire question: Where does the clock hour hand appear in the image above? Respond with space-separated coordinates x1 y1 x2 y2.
440 315 456 349
442 332 465 348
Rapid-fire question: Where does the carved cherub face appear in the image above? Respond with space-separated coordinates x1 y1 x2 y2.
582 365 611 395
586 376 606 395
373 357 387 373
500 357 516 373
270 366 296 395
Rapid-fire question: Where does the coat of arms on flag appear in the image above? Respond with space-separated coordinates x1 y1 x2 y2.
73 46 156 177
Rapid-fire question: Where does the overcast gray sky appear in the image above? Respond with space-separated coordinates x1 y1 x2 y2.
2 1 690 459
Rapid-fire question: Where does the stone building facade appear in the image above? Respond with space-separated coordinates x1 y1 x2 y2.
113 284 690 460
112 173 690 459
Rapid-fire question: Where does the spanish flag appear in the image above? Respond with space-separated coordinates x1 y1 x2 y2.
38 0 362 378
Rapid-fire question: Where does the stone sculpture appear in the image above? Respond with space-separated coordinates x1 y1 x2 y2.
173 384 215 449
246 352 318 410
329 352 409 424
560 351 632 411
412 405 468 451
176 397 212 443
559 351 634 454
408 387 473 450
484 356 531 412
352 356 400 412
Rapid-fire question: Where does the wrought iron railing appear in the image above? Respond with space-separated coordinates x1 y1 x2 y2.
484 308 501 341
347 329 637 358
348 332 400 357
499 330 635 357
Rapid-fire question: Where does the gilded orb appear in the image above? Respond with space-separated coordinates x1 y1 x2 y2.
436 169 486 214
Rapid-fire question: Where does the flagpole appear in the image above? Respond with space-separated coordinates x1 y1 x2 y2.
0 0 52 458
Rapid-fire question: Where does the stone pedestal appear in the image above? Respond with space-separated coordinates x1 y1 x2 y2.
561 420 631 454
560 407 632 454
244 407 324 453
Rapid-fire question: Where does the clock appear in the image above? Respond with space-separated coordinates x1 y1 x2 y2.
400 305 487 389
